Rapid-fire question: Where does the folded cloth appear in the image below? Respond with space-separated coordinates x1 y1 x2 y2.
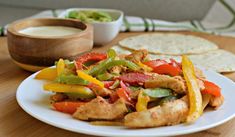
1 0 235 37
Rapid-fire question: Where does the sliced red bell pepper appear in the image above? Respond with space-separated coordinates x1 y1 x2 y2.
120 81 132 94
75 52 107 70
144 59 181 76
169 58 182 69
116 88 132 102
153 64 181 76
103 81 115 88
53 101 86 114
144 59 167 68
201 80 221 97
109 91 119 103
118 73 151 85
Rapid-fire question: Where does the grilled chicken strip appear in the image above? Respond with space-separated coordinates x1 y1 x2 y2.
109 66 122 74
144 73 205 94
209 95 224 109
124 97 189 128
144 74 186 94
73 96 128 120
125 49 148 62
89 84 111 97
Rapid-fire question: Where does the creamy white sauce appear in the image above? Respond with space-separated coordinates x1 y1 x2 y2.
19 26 82 37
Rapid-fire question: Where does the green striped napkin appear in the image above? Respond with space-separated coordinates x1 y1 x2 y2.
1 0 235 37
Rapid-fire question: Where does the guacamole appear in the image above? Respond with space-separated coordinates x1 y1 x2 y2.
67 10 113 23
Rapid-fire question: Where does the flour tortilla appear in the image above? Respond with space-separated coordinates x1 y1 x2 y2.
149 49 235 72
189 49 235 73
111 45 132 55
119 33 218 55
112 46 235 72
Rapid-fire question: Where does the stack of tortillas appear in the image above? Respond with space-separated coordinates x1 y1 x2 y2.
112 33 235 73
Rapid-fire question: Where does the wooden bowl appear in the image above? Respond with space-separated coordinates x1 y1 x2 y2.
7 18 93 72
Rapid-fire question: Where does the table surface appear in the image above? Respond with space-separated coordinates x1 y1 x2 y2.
1 31 235 137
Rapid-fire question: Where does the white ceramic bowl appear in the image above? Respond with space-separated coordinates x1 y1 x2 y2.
59 8 123 45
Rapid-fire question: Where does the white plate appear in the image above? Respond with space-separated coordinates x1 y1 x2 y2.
16 69 235 137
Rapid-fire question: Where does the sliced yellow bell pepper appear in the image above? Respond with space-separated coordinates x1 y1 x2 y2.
43 83 95 98
77 70 104 88
35 68 57 80
136 91 150 112
136 61 153 72
57 59 65 75
201 94 211 114
182 55 202 123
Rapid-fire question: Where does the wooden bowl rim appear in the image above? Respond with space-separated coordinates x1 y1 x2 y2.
7 18 93 40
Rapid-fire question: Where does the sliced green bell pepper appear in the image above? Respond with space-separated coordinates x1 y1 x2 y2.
88 58 113 76
55 74 89 85
88 58 140 76
65 92 95 99
97 73 114 81
109 80 120 89
103 60 140 72
143 88 172 98
129 86 142 91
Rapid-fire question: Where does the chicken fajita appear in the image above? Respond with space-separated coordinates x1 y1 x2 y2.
35 49 224 128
